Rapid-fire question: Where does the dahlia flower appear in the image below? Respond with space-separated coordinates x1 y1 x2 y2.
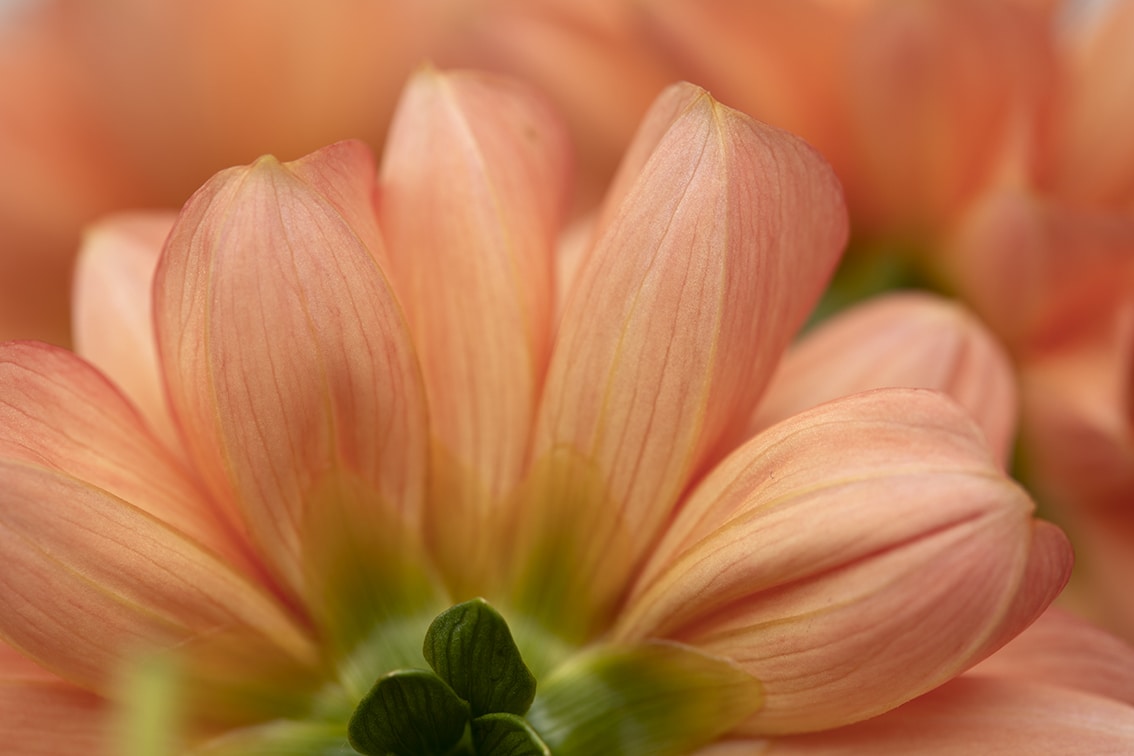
0 70 1082 753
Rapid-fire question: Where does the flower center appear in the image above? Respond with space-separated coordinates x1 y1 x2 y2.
348 598 547 755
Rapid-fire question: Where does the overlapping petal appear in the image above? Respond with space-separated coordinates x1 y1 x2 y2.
0 640 107 755
513 83 847 636
153 140 435 651
72 211 177 447
376 69 569 590
751 293 1017 463
617 389 1071 733
755 677 1134 754
0 458 319 724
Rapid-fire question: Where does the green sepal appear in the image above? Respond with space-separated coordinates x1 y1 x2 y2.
471 713 551 756
423 598 537 716
526 641 764 756
347 669 470 756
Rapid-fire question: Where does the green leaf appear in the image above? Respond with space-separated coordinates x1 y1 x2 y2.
526 641 763 756
471 714 551 756
423 598 537 716
347 669 470 756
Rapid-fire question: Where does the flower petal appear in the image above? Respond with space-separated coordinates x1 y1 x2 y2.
1049 0 1134 206
616 389 1071 734
751 292 1017 465
515 83 847 637
971 606 1134 707
760 676 1134 754
0 459 320 725
72 211 178 448
0 640 108 755
0 341 246 570
153 141 435 650
376 69 569 591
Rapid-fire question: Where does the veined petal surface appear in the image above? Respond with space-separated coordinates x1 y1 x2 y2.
153 141 434 652
0 459 319 725
377 69 569 591
617 390 1071 733
751 293 1017 464
517 83 847 637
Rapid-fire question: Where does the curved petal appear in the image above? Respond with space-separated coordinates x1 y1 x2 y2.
616 389 1071 734
971 607 1134 707
944 189 1134 353
0 641 108 755
751 292 1017 464
0 341 248 572
153 141 435 650
760 677 1134 754
72 211 178 448
376 68 569 591
0 459 320 725
514 83 847 637
1049 0 1134 206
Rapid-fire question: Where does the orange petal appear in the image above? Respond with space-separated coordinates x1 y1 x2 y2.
752 292 1017 465
761 676 1134 753
971 606 1134 707
0 341 247 571
515 83 847 637
616 389 1071 734
153 141 433 635
0 458 318 721
72 211 178 448
376 68 569 591
944 189 1134 353
0 641 108 755
1048 0 1134 206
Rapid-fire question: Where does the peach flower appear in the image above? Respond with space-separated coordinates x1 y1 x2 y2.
1 72 1082 752
0 0 450 345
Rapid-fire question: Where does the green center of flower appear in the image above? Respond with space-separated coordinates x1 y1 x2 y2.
347 598 547 755
345 598 765 756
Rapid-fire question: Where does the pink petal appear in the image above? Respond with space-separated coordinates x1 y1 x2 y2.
760 676 1134 754
944 189 1134 353
751 292 1017 465
0 342 247 571
971 606 1134 707
1048 0 1134 206
515 83 847 636
153 141 432 626
616 389 1071 734
0 640 108 754
72 211 178 448
376 68 569 590
0 458 319 723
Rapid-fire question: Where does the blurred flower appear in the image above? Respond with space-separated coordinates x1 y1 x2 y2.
0 0 452 344
0 71 1082 752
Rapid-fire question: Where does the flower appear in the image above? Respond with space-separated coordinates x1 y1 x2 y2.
0 0 451 344
1 70 1081 752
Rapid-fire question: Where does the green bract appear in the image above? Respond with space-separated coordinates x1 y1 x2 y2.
342 600 763 755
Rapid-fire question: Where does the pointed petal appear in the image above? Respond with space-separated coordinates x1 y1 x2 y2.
72 211 178 448
0 640 108 755
376 69 570 590
515 84 847 637
616 389 1071 734
153 141 433 634
0 459 319 724
0 341 247 570
751 293 1018 465
762 677 1134 754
